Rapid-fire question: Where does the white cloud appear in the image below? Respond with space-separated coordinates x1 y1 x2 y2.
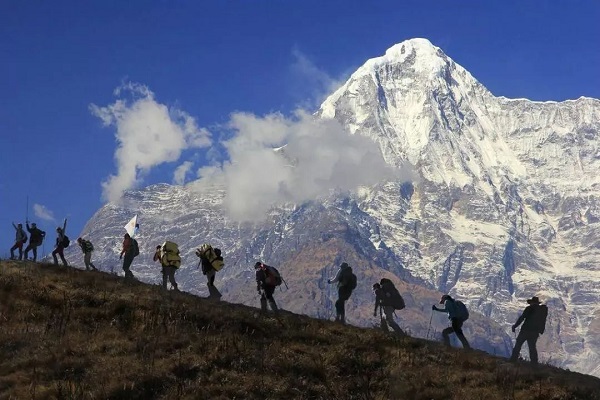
191 110 410 221
290 48 345 107
173 161 194 185
33 204 55 221
90 83 211 202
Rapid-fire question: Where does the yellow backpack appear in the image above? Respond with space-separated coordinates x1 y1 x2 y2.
195 243 224 271
160 241 181 268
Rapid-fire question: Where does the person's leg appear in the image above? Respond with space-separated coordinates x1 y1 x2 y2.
24 244 32 260
84 252 91 270
384 306 404 334
52 248 59 264
510 331 527 362
168 267 178 290
10 242 18 259
441 326 454 346
17 242 24 260
337 288 351 324
123 256 134 279
452 319 470 349
162 267 168 289
32 246 38 262
56 246 67 266
526 333 539 364
260 292 268 311
265 286 278 312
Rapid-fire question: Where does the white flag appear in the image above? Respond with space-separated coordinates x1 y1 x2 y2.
124 215 138 237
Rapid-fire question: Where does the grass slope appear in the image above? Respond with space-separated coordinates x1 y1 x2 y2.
0 260 599 400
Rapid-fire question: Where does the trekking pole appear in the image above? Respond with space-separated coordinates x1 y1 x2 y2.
426 309 434 340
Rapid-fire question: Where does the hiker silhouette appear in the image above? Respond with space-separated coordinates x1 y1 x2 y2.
51 219 68 266
373 280 405 335
510 296 548 365
77 237 98 271
24 222 45 262
255 262 279 312
10 222 27 260
432 294 471 349
327 262 357 324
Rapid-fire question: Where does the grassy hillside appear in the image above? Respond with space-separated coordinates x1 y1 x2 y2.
0 260 599 400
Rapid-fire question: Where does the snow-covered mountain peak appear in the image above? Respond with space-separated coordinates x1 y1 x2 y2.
360 38 446 76
78 39 600 377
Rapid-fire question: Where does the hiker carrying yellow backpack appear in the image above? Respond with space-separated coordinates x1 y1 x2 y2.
195 243 223 299
153 241 180 291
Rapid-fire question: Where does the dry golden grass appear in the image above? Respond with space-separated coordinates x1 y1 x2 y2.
0 260 599 400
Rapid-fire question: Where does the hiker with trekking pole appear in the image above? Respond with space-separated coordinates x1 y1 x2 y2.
372 279 405 334
254 261 284 313
432 294 471 349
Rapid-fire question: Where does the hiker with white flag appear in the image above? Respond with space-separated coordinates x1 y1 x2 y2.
124 215 138 238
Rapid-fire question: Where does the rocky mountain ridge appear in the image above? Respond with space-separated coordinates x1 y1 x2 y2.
70 38 600 376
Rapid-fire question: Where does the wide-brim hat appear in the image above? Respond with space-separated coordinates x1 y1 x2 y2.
527 296 541 304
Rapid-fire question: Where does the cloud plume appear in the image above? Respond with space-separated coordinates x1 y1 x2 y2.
33 203 55 221
90 83 211 202
193 110 407 221
173 161 194 185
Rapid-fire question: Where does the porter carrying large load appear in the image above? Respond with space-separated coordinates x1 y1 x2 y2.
160 241 181 268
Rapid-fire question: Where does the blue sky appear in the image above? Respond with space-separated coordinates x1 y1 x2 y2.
1 1 599 255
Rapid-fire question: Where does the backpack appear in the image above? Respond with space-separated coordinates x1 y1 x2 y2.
454 300 469 322
21 233 28 243
132 239 140 257
160 241 181 268
379 278 405 310
196 244 224 271
530 305 549 334
262 264 283 287
84 240 94 252
62 235 70 248
340 267 357 290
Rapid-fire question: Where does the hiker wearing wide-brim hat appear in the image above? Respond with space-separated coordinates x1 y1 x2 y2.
510 295 548 365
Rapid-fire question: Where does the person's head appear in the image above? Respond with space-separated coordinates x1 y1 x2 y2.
372 283 381 291
31 223 36 228
17 223 22 228
77 237 83 243
156 245 161 250
254 261 263 269
527 296 541 305
340 262 349 269
214 248 221 257
56 227 62 233
124 233 130 239
440 294 453 304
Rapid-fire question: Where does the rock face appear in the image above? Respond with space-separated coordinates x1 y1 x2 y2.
71 38 600 376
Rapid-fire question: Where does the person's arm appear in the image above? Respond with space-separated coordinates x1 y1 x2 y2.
512 307 530 331
328 268 342 284
433 302 448 313
12 222 17 231
373 293 381 316
26 223 32 233
62 219 67 234
120 239 128 258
